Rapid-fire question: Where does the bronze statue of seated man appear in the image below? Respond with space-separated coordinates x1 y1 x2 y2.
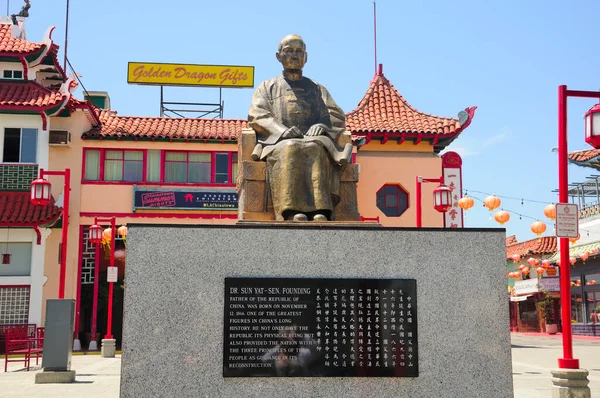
248 34 352 222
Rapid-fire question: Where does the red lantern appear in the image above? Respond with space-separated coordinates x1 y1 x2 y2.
536 267 545 275
433 184 452 213
541 259 551 269
584 103 600 149
88 224 103 245
569 256 577 265
483 195 501 211
457 196 474 211
580 251 590 262
102 228 112 244
543 204 556 220
1 253 10 265
531 221 547 237
556 259 561 267
30 177 52 206
511 254 521 263
527 257 536 267
114 249 126 260
519 264 526 271
494 210 510 225
569 234 580 244
522 267 530 275
118 225 128 238
593 248 600 255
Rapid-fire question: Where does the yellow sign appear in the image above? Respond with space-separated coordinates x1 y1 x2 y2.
127 62 254 88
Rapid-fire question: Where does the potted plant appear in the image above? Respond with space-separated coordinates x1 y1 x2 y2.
536 287 557 334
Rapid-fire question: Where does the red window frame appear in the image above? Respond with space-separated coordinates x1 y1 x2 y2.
82 148 237 186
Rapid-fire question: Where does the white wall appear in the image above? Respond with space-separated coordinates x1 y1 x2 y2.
0 227 50 326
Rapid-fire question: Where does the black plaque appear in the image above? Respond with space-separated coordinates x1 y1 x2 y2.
223 278 418 377
133 189 238 210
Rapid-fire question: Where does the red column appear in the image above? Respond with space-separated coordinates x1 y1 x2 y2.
55 169 70 299
105 219 116 340
416 176 422 227
557 85 578 369
91 242 100 344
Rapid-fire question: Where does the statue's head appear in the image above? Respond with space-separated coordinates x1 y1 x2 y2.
276 34 307 71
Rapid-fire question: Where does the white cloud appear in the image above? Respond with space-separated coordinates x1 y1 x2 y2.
482 132 507 148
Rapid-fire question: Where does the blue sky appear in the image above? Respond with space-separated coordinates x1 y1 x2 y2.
17 0 600 242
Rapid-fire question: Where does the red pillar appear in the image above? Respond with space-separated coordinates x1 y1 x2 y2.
105 219 116 340
91 243 100 345
416 176 422 227
557 85 578 369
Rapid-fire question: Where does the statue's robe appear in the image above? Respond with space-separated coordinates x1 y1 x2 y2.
248 75 346 220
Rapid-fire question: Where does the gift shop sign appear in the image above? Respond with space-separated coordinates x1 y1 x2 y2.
127 62 255 88
133 188 238 211
555 203 579 238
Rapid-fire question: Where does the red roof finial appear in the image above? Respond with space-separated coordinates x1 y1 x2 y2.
377 64 383 76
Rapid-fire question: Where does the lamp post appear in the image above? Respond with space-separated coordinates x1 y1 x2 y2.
415 176 453 227
30 168 71 299
88 217 118 358
557 86 600 370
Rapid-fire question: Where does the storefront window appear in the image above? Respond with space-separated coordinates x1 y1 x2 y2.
571 293 584 323
584 272 600 323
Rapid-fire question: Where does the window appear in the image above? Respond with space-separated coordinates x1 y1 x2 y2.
164 151 211 183
0 287 30 324
376 184 409 217
2 128 37 163
3 70 23 79
0 242 32 276
83 148 238 184
104 150 143 181
83 149 143 182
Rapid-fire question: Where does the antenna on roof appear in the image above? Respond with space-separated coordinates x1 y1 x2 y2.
6 1 9 16
64 0 69 76
373 1 377 76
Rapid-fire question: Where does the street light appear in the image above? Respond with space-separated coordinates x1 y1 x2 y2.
89 217 119 358
415 176 452 227
30 169 71 299
557 86 600 370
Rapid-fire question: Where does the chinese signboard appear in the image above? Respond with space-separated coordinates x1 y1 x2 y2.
514 277 560 295
127 62 255 88
442 151 463 228
107 266 118 283
556 203 579 238
133 188 238 211
223 277 418 378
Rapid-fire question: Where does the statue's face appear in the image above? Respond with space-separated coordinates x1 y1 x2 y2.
276 39 307 70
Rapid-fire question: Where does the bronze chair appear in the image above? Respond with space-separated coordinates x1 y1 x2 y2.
237 128 360 222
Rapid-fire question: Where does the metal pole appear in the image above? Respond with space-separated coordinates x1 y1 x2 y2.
105 218 115 339
557 85 579 369
416 176 422 227
63 0 70 75
373 1 377 75
160 86 164 117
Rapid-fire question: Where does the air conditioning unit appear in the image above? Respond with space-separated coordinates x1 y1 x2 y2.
49 130 71 146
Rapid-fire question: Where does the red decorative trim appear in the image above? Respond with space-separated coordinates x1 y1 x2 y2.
432 134 439 146
381 132 388 145
397 134 405 145
414 135 422 145
19 56 28 80
33 225 41 245
441 151 463 167
40 112 47 130
79 212 238 219
81 181 236 188
0 285 31 288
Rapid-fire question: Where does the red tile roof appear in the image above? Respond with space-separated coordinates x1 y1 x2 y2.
0 81 67 109
0 192 62 226
506 235 517 246
82 110 248 141
506 236 557 259
345 71 470 137
0 23 42 54
568 149 600 162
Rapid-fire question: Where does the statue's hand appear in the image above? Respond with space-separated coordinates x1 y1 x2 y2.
282 126 303 139
305 124 328 137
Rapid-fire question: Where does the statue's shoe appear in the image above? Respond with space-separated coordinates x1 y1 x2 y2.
293 213 308 222
313 214 327 222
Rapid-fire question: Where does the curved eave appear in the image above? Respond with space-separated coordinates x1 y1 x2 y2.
0 95 69 115
0 47 44 60
568 157 600 170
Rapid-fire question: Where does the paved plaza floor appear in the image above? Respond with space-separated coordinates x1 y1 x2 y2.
0 334 598 397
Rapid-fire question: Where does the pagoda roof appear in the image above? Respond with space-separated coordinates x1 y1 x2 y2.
506 236 557 260
0 192 62 227
547 239 600 265
346 66 476 152
82 110 248 142
0 22 66 83
0 80 67 110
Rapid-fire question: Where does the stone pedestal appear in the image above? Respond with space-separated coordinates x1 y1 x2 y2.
72 338 81 351
551 369 591 398
35 370 76 384
101 338 116 358
120 224 513 398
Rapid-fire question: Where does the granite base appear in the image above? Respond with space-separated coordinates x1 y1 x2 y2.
120 224 512 398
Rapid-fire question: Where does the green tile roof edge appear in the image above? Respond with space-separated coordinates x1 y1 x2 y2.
547 239 600 263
